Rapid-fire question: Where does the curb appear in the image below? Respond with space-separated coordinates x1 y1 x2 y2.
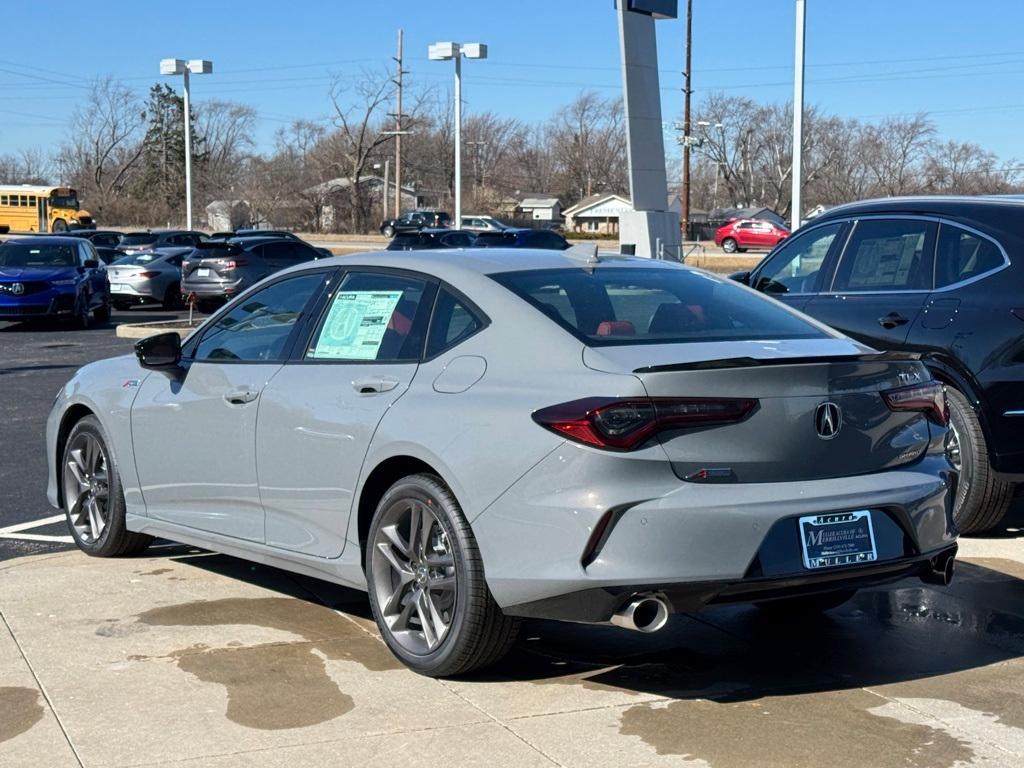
115 320 199 340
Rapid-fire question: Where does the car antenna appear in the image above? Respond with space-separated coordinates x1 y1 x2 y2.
564 243 601 265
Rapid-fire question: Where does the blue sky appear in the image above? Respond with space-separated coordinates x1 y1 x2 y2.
3 0 1024 162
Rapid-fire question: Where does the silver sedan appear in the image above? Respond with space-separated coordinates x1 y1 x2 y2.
107 248 191 309
45 247 958 676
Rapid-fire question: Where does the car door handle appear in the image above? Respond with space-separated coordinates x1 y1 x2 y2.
878 312 909 329
223 388 259 405
352 376 400 395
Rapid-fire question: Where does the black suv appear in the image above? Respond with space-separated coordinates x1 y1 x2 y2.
734 195 1024 532
380 210 450 237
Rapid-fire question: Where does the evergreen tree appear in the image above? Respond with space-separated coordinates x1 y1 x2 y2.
133 83 207 219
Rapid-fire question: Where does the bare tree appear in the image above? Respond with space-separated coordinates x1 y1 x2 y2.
861 114 935 196
196 100 257 201
922 139 1018 195
59 77 146 221
323 69 397 232
0 148 51 184
547 91 628 202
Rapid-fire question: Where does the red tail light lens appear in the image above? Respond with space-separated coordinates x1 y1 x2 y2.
533 396 758 451
181 261 191 270
882 382 949 426
137 271 159 278
222 259 248 271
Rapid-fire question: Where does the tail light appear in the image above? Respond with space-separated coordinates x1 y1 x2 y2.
137 271 159 279
181 261 191 270
222 259 248 271
532 396 758 451
882 382 949 426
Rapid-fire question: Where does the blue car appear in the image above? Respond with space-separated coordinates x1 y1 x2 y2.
0 237 111 328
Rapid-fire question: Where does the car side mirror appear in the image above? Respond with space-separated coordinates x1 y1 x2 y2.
729 271 750 286
83 259 100 269
135 332 181 368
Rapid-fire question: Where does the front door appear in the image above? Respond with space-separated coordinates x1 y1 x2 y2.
804 217 937 350
258 269 434 558
748 221 847 313
131 272 326 541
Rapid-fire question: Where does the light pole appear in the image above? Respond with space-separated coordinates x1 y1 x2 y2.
428 42 487 229
160 58 213 231
791 0 806 230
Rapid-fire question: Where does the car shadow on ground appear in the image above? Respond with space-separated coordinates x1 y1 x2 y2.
149 510 1024 702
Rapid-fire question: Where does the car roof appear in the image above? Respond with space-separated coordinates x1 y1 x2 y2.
282 247 674 281
815 194 1024 221
5 236 83 245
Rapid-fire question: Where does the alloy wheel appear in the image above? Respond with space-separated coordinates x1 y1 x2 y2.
63 433 109 544
370 498 457 655
946 422 963 472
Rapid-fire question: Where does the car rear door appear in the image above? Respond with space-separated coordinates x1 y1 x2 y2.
256 268 435 558
803 217 936 350
131 272 327 541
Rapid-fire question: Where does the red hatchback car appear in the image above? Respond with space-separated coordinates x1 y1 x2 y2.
715 218 790 253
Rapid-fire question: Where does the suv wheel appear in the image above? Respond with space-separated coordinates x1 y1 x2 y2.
93 298 111 324
366 473 519 677
722 237 738 254
945 387 1015 533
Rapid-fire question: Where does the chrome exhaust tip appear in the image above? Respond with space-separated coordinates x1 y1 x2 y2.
610 594 670 633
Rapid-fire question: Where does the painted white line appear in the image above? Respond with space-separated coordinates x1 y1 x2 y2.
0 514 65 535
0 532 74 544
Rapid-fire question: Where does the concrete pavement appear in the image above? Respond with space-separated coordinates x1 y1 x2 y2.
3 525 1024 767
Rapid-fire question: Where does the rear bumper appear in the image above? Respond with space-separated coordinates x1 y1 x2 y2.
181 278 244 298
111 283 161 302
473 443 957 614
505 545 958 621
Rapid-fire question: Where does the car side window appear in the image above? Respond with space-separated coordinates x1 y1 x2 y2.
934 224 1004 288
441 232 473 248
427 288 484 357
77 242 92 265
193 273 324 363
292 244 319 263
832 219 936 292
306 271 430 362
753 222 843 294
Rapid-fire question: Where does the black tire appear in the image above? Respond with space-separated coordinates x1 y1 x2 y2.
93 298 111 324
945 387 1015 533
163 283 183 310
60 416 153 557
756 589 856 614
366 473 519 677
722 237 738 254
52 218 68 233
383 225 396 238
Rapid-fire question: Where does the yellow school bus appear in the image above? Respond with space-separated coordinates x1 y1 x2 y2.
0 185 94 233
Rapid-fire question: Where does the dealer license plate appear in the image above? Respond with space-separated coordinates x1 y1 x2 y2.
799 511 877 570
196 268 210 277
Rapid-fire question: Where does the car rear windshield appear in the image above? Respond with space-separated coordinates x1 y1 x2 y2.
120 233 158 246
0 242 77 267
118 252 161 265
491 266 829 346
474 232 517 247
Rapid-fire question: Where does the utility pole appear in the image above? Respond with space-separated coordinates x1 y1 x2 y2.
392 29 405 217
681 0 693 241
792 0 806 230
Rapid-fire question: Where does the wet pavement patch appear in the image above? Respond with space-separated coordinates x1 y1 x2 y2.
129 597 401 730
619 690 974 768
0 686 44 744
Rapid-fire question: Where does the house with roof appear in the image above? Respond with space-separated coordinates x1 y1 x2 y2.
517 195 562 223
562 192 633 234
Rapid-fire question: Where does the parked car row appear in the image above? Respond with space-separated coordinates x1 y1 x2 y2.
387 227 570 251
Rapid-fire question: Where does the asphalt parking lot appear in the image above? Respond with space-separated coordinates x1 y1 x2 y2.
3 311 1024 767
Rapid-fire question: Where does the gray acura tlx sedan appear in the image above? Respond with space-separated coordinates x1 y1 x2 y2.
45 247 958 676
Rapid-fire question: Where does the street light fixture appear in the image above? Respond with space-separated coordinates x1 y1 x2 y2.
428 41 487 229
159 58 213 231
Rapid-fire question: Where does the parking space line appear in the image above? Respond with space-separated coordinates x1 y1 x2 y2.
0 532 74 544
0 514 65 534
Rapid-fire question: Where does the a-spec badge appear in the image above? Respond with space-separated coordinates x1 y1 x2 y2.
122 379 141 389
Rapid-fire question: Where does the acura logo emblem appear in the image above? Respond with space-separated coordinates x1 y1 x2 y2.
9 282 25 295
815 402 842 440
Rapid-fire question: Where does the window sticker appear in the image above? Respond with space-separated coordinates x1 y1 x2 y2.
311 290 403 360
